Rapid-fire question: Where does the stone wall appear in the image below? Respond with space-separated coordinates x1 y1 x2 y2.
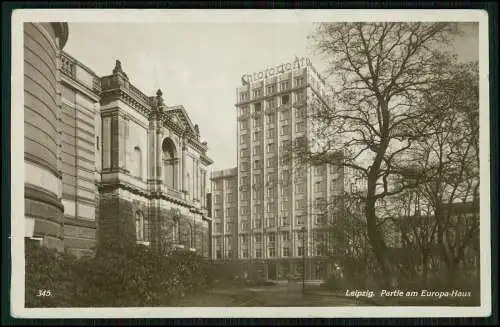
24 23 68 251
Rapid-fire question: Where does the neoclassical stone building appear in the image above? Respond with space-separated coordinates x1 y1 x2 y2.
24 22 213 257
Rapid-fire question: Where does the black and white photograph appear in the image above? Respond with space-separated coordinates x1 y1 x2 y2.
10 9 491 318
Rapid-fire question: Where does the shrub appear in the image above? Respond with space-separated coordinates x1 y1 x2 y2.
25 242 215 307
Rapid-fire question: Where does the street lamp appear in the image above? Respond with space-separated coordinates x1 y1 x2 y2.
301 226 306 294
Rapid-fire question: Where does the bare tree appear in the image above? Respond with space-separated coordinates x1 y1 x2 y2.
293 22 461 287
411 61 480 283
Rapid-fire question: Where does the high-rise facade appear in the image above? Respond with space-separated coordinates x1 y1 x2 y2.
212 57 345 282
24 24 213 257
210 168 238 261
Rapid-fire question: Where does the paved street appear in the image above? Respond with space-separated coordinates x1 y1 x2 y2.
174 283 372 307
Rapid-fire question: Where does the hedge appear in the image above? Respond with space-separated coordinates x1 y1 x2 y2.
25 241 215 307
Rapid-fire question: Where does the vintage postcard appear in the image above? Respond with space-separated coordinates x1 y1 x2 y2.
10 9 491 318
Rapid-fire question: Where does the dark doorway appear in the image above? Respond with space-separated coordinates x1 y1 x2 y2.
268 262 277 280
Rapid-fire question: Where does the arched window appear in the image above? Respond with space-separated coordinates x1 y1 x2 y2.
133 146 142 179
162 138 177 189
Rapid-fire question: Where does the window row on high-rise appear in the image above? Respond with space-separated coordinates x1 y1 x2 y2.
239 90 307 116
239 75 306 102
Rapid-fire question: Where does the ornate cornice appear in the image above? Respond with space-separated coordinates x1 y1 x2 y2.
100 87 151 119
96 180 202 211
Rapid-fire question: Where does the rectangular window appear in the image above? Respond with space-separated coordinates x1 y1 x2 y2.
266 84 277 95
314 181 322 192
240 92 249 102
282 247 289 257
266 142 275 153
241 220 249 231
253 89 262 99
254 116 262 127
295 183 305 194
297 246 304 257
281 94 290 105
266 98 276 109
280 125 290 136
240 206 248 215
266 201 274 212
296 199 305 210
240 120 248 131
268 233 276 243
281 216 289 226
280 109 290 121
315 214 326 225
240 162 249 172
295 90 306 101
242 249 249 258
255 248 262 258
294 77 304 87
254 102 262 113
280 81 289 91
240 106 249 116
267 217 275 227
253 131 261 141
296 215 305 225
253 145 261 155
267 128 275 138
295 121 305 133
315 197 325 210
295 108 305 118
268 248 276 257
282 232 289 241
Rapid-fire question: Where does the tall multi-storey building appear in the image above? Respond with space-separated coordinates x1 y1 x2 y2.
24 23 213 257
212 57 345 282
210 168 238 261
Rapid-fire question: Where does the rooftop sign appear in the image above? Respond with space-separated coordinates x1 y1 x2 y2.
241 57 311 85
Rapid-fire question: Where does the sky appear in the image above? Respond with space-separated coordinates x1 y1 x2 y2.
64 22 478 174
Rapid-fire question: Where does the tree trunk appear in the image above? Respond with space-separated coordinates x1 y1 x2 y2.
365 198 398 288
422 251 429 286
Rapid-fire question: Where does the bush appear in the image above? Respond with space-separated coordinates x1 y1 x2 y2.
25 241 77 307
25 242 215 307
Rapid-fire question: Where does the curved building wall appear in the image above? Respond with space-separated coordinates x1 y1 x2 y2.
24 22 68 250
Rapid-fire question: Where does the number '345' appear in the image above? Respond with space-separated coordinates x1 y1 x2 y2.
37 289 52 297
